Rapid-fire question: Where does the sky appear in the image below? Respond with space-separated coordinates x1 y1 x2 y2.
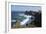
11 5 41 12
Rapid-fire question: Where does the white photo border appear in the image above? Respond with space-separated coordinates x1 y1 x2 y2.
5 2 45 33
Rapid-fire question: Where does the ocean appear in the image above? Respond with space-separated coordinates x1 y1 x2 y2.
11 11 25 21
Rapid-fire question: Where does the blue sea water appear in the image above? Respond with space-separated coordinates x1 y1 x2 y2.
11 11 25 20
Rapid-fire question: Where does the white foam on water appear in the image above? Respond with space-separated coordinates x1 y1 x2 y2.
19 14 25 16
20 18 29 25
20 15 32 25
11 20 16 22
